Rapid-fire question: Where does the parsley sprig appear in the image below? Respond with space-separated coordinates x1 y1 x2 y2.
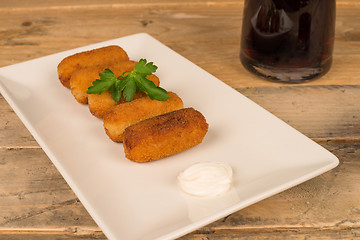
87 59 169 102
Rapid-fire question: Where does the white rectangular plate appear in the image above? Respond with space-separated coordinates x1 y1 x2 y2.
0 33 339 240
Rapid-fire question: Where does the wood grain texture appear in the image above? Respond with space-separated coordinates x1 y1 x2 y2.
238 85 360 141
0 233 106 240
0 96 38 147
0 148 97 228
1 0 359 10
181 229 360 240
0 0 242 10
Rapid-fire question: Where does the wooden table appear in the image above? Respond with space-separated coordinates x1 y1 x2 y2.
1 0 359 239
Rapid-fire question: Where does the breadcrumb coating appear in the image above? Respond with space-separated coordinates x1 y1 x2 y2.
103 92 184 142
123 108 208 162
58 45 129 88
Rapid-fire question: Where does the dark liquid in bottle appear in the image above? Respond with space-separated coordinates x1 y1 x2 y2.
240 0 336 82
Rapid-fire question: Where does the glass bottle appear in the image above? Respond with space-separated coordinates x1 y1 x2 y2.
240 0 336 82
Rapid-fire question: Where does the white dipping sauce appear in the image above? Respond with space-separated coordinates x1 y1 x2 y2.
177 162 233 197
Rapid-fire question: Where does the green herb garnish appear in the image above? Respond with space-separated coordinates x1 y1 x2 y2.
87 59 169 102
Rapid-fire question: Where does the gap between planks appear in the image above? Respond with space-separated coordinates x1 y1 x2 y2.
0 228 103 237
1 225 359 238
194 225 360 234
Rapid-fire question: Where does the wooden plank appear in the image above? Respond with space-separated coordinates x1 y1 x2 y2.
0 5 359 87
0 0 358 10
0 140 359 239
237 85 360 141
0 148 98 229
0 0 242 10
184 229 360 240
0 232 106 240
0 96 38 147
181 229 360 240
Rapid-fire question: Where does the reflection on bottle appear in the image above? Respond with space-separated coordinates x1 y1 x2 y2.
255 3 291 34
250 4 293 52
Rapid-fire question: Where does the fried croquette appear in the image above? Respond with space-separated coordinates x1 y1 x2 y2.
103 92 184 142
58 45 129 88
88 91 147 118
123 108 208 162
87 73 160 118
70 60 139 104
